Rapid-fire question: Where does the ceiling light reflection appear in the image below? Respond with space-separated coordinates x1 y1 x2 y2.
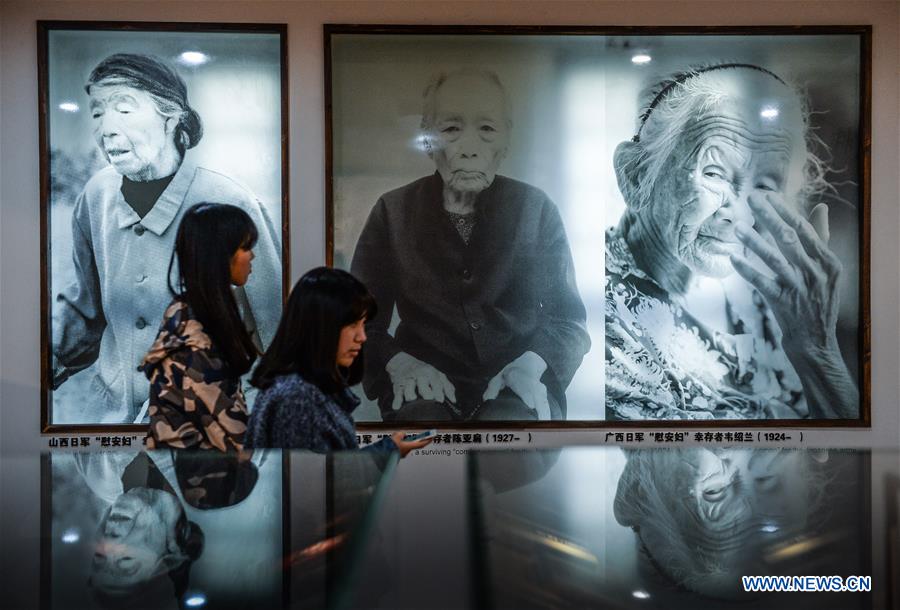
184 593 207 607
632 590 651 599
179 51 209 66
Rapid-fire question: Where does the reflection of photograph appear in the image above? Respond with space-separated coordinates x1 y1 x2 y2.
614 449 850 599
41 23 286 428
472 447 870 609
328 27 868 425
45 450 282 610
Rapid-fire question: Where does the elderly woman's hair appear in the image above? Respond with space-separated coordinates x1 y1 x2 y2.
620 64 834 217
420 68 513 131
86 53 203 155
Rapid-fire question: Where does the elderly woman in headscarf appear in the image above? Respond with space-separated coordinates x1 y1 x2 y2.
606 64 858 420
51 53 281 423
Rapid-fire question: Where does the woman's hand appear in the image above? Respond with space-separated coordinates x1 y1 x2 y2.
730 193 841 354
730 192 857 418
385 352 457 410
391 432 434 458
483 351 551 419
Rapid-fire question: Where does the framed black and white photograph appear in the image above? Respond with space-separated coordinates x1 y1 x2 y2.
39 22 288 431
42 450 286 609
325 25 870 427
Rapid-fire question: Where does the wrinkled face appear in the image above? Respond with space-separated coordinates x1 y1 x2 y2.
91 487 184 592
229 245 255 286
643 73 806 278
638 449 816 597
89 82 176 181
336 317 366 368
426 74 510 196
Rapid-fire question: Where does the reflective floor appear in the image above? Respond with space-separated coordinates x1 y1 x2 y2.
1 447 897 609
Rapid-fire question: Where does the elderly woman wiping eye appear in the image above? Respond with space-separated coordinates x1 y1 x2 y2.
52 53 281 423
605 64 858 420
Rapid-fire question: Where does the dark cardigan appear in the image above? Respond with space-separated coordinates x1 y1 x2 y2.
245 373 397 454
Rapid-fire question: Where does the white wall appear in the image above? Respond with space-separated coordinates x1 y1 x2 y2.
2 0 899 451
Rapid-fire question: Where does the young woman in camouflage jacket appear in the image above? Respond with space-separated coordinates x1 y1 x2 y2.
141 203 264 451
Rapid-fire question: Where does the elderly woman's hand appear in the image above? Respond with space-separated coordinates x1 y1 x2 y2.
730 192 857 418
385 351 457 411
730 192 841 355
483 351 551 420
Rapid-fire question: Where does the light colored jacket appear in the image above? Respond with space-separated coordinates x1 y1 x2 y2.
52 160 281 422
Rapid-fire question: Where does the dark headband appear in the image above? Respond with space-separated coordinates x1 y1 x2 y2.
87 53 203 152
632 63 787 143
86 53 188 109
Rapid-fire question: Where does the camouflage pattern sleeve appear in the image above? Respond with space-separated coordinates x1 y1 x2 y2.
143 301 249 451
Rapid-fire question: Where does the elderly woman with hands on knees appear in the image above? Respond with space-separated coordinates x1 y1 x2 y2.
605 63 858 420
246 267 433 457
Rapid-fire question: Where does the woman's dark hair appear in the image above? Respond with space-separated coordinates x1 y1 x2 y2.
86 53 203 155
168 203 259 376
251 267 377 392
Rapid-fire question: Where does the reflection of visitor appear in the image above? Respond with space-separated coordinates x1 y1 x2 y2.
351 69 589 422
141 204 262 451
52 53 281 423
613 448 829 598
606 64 857 420
247 267 432 458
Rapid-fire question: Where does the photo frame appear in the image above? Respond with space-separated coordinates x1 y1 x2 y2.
39 22 289 432
325 25 870 428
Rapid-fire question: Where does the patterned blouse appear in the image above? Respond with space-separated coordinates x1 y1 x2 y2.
140 300 249 450
605 226 806 420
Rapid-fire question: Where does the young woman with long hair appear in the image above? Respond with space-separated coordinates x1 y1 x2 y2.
141 203 261 450
246 267 431 456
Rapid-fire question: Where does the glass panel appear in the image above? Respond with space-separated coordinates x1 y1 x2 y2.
468 447 875 608
37 449 396 610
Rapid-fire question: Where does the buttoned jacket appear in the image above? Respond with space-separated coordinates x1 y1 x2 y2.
53 160 282 422
350 173 590 415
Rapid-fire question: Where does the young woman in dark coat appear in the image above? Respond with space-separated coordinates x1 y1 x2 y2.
246 267 431 456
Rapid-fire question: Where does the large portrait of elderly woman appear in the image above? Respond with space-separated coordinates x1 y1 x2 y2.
39 23 287 430
327 26 869 427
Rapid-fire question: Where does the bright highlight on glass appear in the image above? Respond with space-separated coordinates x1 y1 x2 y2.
178 51 209 65
412 134 429 152
760 106 779 119
61 528 80 544
58 102 80 113
632 590 651 599
184 593 207 607
631 54 652 65
761 523 780 533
